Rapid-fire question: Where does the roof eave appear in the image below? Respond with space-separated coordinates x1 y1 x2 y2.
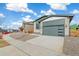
34 15 74 23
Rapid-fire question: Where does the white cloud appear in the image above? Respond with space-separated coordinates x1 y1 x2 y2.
70 20 79 25
6 3 37 15
22 15 33 22
37 15 42 18
0 13 5 18
46 3 70 10
6 3 31 12
33 12 37 16
9 25 19 29
70 20 77 25
8 20 23 29
0 25 4 28
41 9 56 15
71 9 79 14
41 10 46 14
12 20 22 26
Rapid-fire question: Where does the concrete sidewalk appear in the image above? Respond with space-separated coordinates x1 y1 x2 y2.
3 34 65 56
0 45 28 56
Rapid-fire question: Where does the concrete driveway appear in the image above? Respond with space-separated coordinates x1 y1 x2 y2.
26 35 64 53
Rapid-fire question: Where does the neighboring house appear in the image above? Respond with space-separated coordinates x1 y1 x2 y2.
34 15 73 36
0 28 2 32
12 29 19 32
22 21 34 33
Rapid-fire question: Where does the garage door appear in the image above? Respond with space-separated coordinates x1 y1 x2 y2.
43 19 65 36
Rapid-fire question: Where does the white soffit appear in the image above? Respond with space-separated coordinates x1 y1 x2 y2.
42 17 66 22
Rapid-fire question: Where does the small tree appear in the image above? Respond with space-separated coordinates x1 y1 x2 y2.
78 25 79 28
19 27 24 32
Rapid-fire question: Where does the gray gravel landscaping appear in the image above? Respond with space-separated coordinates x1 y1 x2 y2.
63 37 79 56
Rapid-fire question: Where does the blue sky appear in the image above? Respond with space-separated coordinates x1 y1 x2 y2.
0 3 79 29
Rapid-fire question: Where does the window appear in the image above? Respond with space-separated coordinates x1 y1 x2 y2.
36 22 40 29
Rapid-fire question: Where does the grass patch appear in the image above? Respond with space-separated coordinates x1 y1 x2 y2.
0 39 10 48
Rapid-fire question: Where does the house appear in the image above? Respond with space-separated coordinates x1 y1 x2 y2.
0 28 2 32
0 28 3 39
34 15 73 36
22 21 34 33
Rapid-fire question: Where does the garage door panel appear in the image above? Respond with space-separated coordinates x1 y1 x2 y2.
58 26 64 29
43 19 65 26
42 19 65 36
43 26 58 36
43 26 64 36
43 19 65 36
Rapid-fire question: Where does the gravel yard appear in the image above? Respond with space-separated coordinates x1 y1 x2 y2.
63 37 79 56
10 32 39 41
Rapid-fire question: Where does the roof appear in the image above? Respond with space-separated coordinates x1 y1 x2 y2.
34 15 74 23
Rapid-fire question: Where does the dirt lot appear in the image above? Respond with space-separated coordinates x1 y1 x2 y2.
70 29 79 37
0 39 10 48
